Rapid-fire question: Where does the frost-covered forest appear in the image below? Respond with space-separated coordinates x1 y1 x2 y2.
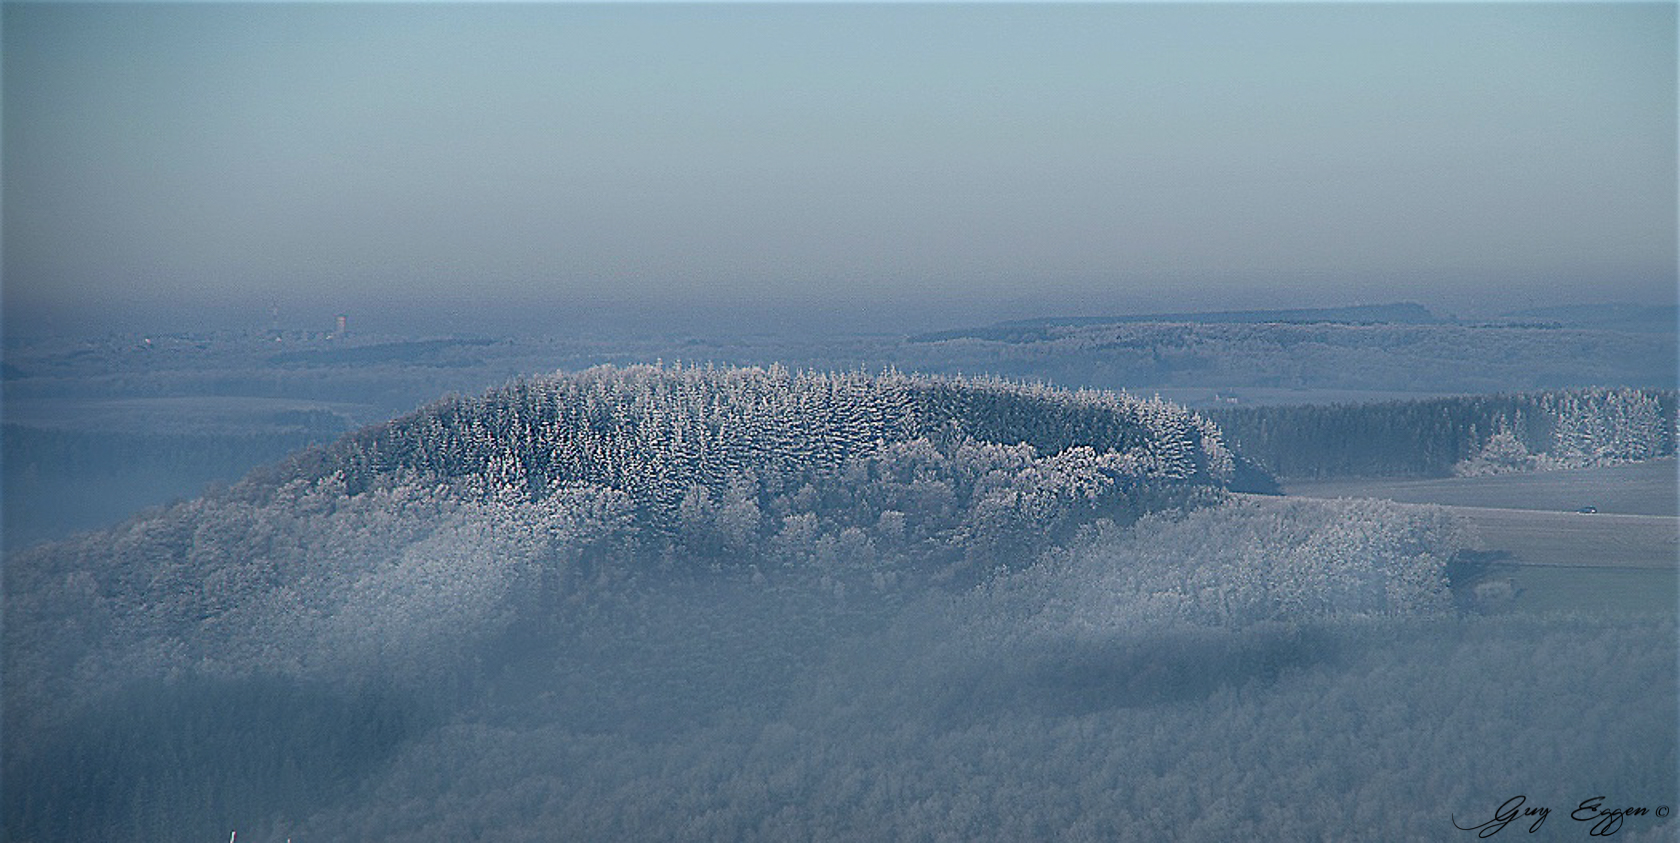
4 363 1675 841
1209 387 1678 479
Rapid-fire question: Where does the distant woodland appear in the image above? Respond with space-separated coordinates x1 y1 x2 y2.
901 320 1677 394
1208 387 1677 479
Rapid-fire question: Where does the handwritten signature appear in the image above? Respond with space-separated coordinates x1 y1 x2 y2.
1453 795 1671 836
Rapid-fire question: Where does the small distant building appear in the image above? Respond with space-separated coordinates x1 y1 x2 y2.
333 314 347 339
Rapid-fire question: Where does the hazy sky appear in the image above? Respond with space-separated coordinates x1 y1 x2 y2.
4 2 1675 336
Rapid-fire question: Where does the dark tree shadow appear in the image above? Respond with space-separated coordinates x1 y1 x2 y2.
940 623 1344 720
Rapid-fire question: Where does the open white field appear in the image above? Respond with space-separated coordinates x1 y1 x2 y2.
1255 478 1679 615
1438 504 1676 614
1243 494 1677 570
1501 566 1675 615
1448 505 1678 569
1281 457 1677 516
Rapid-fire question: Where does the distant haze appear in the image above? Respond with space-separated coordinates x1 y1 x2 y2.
4 3 1674 338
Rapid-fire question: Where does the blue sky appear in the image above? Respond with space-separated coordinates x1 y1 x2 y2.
4 3 1674 336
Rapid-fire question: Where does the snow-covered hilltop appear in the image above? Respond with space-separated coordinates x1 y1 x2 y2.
293 363 1234 509
235 364 1239 582
7 367 1237 717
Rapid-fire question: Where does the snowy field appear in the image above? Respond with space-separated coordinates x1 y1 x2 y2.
1282 457 1677 517
1279 461 1679 616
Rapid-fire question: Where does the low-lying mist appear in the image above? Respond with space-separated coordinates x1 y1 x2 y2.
10 496 1673 841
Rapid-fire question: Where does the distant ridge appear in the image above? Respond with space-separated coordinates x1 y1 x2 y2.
911 303 1440 343
1497 303 1677 334
268 337 496 366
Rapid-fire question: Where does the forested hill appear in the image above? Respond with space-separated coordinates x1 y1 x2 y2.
267 364 1235 531
7 367 1235 735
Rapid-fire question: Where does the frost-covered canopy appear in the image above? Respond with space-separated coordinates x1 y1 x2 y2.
297 364 1235 507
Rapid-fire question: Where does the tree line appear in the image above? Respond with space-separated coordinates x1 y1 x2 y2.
1205 387 1677 479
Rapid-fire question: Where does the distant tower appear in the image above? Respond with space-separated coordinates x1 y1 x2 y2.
335 314 347 338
